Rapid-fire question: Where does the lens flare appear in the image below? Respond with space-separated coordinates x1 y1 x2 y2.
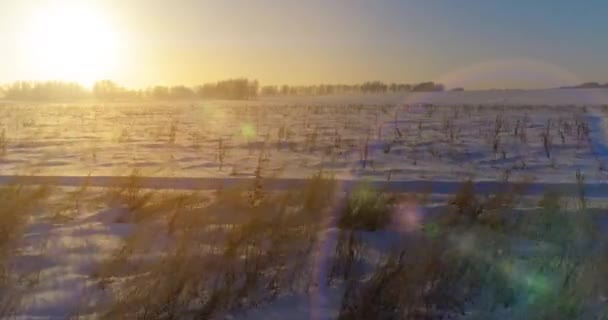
392 200 422 232
309 179 353 320
241 123 256 139
400 58 596 107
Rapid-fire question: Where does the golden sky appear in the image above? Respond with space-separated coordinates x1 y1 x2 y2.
1 0 606 89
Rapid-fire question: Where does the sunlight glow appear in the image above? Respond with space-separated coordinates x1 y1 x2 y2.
19 2 123 86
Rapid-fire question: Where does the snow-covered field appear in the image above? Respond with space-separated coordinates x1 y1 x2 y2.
2 89 608 319
2 89 608 183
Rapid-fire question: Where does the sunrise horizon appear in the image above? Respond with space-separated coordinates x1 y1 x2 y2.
4 1 608 319
2 1 608 90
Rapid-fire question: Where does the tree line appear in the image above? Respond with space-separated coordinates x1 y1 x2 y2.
0 79 259 101
260 81 445 96
560 82 608 89
0 79 447 101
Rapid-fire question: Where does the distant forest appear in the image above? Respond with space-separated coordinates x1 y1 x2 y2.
559 82 608 89
0 79 447 101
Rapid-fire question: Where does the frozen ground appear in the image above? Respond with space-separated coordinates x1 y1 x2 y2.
1 89 608 185
6 184 605 319
2 89 608 319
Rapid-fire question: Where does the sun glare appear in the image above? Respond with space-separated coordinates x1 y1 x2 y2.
19 3 122 86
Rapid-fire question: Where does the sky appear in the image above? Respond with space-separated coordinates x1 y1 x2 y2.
1 0 607 89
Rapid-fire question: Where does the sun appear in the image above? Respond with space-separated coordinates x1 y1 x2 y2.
19 3 123 86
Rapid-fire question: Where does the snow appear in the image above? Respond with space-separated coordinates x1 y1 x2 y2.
13 192 132 319
2 89 608 318
1 89 608 185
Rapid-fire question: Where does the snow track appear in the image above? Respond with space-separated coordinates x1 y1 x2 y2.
0 175 606 197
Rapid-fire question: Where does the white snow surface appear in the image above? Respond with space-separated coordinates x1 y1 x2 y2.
3 89 608 319
1 89 608 184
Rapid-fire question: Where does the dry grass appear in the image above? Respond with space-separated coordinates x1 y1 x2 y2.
91 171 337 319
338 183 395 231
73 171 608 319
0 128 6 157
0 180 52 317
